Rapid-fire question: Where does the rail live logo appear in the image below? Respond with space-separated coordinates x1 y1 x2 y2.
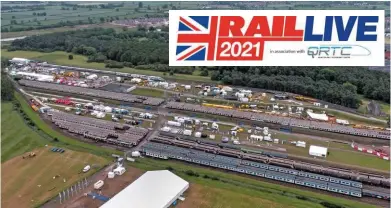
168 10 385 66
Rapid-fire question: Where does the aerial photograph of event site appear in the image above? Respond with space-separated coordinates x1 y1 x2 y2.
1 1 390 208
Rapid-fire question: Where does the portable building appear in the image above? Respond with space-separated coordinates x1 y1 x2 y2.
296 141 306 148
131 151 141 157
209 134 215 139
161 126 171 132
104 106 113 113
183 130 192 136
233 140 240 145
309 145 328 158
250 135 263 141
264 136 272 141
273 139 279 143
114 166 126 175
131 78 142 83
167 121 181 127
336 119 349 125
194 119 200 125
194 132 202 138
239 97 249 102
184 85 191 90
86 74 98 80
108 172 115 179
94 180 104 189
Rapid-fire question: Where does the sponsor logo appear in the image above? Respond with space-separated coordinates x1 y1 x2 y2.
169 10 384 66
307 45 371 59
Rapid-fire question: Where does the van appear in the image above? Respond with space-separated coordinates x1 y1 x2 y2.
83 165 91 173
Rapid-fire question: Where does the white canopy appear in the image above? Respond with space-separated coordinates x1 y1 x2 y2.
307 111 328 121
309 145 328 158
100 170 189 208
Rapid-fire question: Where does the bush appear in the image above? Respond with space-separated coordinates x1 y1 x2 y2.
296 196 309 201
200 69 209 76
211 176 219 181
185 170 199 177
203 174 210 179
68 54 73 60
320 202 345 208
53 137 59 142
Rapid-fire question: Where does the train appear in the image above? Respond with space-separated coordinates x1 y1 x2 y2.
142 141 390 201
156 132 390 188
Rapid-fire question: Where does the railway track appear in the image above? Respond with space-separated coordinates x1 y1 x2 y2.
153 132 390 188
141 139 390 201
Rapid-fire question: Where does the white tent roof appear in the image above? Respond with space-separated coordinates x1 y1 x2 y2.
309 145 328 157
100 170 189 208
307 111 328 121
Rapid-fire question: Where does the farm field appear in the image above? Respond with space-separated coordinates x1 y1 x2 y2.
1 102 46 162
130 157 378 208
1 49 212 82
1 2 199 31
1 146 109 208
0 23 125 39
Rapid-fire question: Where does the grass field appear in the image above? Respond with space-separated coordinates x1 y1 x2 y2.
130 87 166 98
1 147 109 208
129 157 378 208
1 102 47 162
1 2 199 31
1 49 213 82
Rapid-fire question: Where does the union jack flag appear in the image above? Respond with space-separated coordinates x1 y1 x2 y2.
176 16 218 61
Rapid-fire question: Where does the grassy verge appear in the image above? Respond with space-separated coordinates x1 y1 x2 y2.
14 91 121 157
129 157 377 208
1 49 213 82
130 87 167 98
1 102 47 162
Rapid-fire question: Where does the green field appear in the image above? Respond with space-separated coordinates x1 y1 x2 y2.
130 157 378 208
1 2 199 31
130 87 166 98
1 101 109 208
2 146 109 208
1 49 212 82
1 102 46 161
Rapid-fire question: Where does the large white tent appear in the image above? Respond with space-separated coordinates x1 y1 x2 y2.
309 145 328 158
306 111 329 121
100 170 189 208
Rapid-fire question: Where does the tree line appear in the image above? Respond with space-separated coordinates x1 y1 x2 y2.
9 28 193 73
210 66 390 109
8 28 390 108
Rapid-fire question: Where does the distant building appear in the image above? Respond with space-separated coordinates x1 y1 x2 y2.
10 57 30 65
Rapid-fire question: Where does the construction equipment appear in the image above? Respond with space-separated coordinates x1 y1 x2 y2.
294 96 317 103
22 152 36 159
